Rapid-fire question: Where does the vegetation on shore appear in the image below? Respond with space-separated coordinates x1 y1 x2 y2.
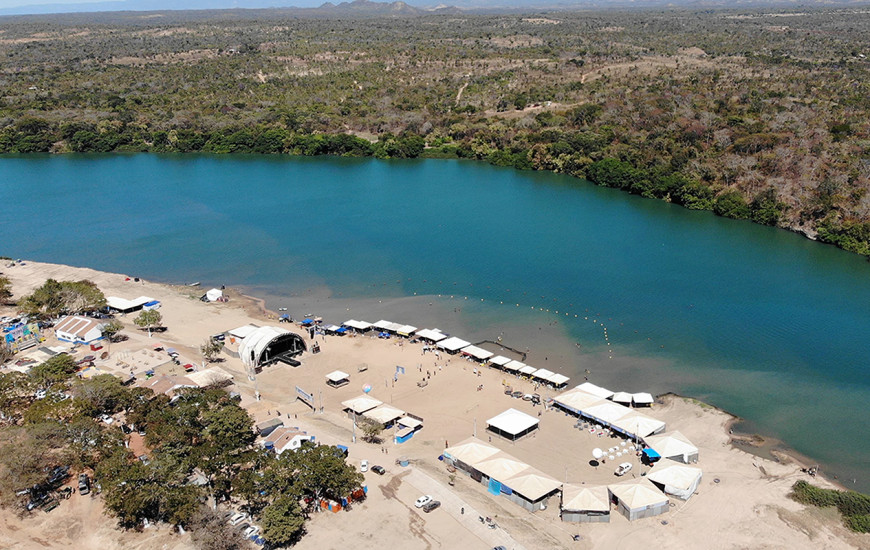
0 277 364 547
0 8 868 254
790 480 870 533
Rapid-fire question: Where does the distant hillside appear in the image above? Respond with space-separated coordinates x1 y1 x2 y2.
1 0 868 16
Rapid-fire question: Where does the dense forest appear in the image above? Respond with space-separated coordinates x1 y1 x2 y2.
0 7 868 253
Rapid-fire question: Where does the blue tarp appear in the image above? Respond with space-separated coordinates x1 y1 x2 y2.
280 313 290 319
302 318 314 325
643 448 661 459
488 478 501 495
336 445 348 453
336 327 348 333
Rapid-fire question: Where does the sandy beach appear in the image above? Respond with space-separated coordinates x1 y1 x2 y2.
0 260 866 550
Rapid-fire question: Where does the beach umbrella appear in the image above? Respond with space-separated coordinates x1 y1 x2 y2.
608 455 615 461
592 448 603 460
362 384 372 393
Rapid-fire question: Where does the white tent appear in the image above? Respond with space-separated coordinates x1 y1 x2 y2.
415 328 447 342
205 288 223 302
106 295 154 312
632 392 655 405
608 479 670 521
364 404 405 425
186 368 234 387
611 413 667 439
486 408 539 440
474 454 530 481
643 431 699 463
504 360 525 372
437 336 471 352
341 395 383 414
519 365 537 375
325 370 350 387
460 345 493 361
396 324 418 337
228 324 259 339
647 465 703 500
397 416 422 429
548 373 571 387
373 320 403 333
582 401 633 425
489 355 512 367
553 389 606 414
531 368 555 381
561 485 610 522
239 326 305 369
575 382 615 400
443 437 501 465
342 319 372 331
612 391 633 404
504 468 562 502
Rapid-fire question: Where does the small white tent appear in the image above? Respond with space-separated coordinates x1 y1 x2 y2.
647 464 703 500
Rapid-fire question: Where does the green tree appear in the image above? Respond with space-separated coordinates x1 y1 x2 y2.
357 416 384 444
200 338 223 363
0 275 12 304
714 190 751 219
289 442 363 508
134 309 163 335
73 374 130 417
750 188 786 226
261 496 306 546
101 319 125 342
19 279 106 318
30 354 78 388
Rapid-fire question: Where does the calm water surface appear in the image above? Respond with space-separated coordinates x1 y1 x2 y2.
2 154 868 490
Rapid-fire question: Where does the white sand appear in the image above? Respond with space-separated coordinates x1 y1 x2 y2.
0 260 865 550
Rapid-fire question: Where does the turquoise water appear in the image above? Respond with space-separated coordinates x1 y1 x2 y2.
2 153 869 490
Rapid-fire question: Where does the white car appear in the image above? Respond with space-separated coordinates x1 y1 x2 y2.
244 525 260 538
414 495 432 508
360 459 369 473
229 512 247 526
615 462 633 476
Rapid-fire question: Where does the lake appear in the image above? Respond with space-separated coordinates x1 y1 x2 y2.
2 153 869 491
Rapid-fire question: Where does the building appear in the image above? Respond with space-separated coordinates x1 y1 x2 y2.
646 464 703 500
266 426 315 454
560 485 610 523
486 408 539 441
642 431 699 463
607 479 669 521
238 326 307 372
54 315 105 344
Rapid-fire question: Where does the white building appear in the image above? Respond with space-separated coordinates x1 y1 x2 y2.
54 316 105 344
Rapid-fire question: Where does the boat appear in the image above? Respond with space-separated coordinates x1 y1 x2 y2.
187 282 201 287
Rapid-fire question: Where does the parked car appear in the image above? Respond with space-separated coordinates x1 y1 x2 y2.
228 512 247 526
244 525 260 538
360 459 368 473
235 523 250 532
511 391 523 398
414 495 432 508
615 462 633 476
422 500 441 513
371 465 386 475
78 474 90 495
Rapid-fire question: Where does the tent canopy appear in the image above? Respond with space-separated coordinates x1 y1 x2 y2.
444 437 501 465
548 373 570 386
396 324 418 336
437 336 471 351
325 370 350 382
341 395 383 414
612 391 633 404
608 479 669 510
562 485 610 512
632 392 655 405
486 408 539 436
519 365 537 375
461 345 493 360
239 326 305 368
106 295 154 311
489 355 512 366
582 401 632 425
643 431 698 461
228 324 259 339
553 389 606 413
504 360 525 372
647 465 703 500
205 288 223 301
611 414 666 438
474 454 530 481
364 404 405 424
397 416 422 429
415 328 447 342
342 319 372 331
503 468 561 501
575 382 615 400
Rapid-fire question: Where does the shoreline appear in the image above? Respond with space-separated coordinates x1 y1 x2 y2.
1 259 865 549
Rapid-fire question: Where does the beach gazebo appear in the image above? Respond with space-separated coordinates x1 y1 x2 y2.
608 479 669 521
642 431 699 463
325 370 350 388
647 464 703 500
341 395 383 418
486 408 539 441
363 404 405 428
561 485 611 523
632 392 655 407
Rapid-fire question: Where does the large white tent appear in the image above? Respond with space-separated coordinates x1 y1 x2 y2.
575 382 615 400
582 401 632 425
106 295 154 313
612 391 633 404
647 464 703 500
443 437 501 466
519 365 537 375
632 392 655 406
548 373 571 387
608 479 670 521
643 431 699 463
342 319 372 331
474 454 530 482
611 413 667 439
561 485 610 523
553 389 606 414
239 326 306 370
415 328 447 342
504 360 525 372
437 336 471 352
461 345 493 361
489 355 512 367
341 395 383 415
504 468 562 502
486 408 539 440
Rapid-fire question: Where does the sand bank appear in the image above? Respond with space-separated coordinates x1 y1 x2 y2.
0 260 865 549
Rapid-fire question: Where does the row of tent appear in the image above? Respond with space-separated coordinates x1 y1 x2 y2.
341 319 572 388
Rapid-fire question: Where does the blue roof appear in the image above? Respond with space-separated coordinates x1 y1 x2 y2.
643 448 662 459
280 313 290 319
336 444 348 451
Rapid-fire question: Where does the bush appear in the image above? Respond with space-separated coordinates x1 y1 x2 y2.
791 480 870 533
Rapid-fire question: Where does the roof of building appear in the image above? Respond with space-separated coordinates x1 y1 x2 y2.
106 296 154 311
397 416 422 429
610 413 666 438
503 468 562 501
341 394 383 414
228 324 259 339
474 454 530 481
443 437 501 465
239 326 292 368
486 408 539 436
646 464 703 491
608 479 669 510
632 392 655 404
364 404 406 424
562 485 610 512
504 360 526 372
643 431 698 458
54 316 104 339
